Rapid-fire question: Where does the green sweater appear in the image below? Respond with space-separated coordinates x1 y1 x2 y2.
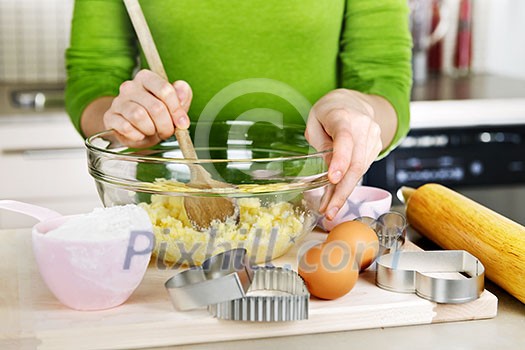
66 0 412 154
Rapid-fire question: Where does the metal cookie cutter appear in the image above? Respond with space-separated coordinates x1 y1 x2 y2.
165 248 254 311
356 211 407 255
376 250 485 303
208 267 310 322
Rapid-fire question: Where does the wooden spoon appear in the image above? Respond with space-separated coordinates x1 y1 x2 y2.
123 0 236 229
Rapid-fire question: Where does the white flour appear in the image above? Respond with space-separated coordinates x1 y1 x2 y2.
46 205 152 241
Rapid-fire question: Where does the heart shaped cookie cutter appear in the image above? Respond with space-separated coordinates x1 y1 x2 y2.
376 250 485 303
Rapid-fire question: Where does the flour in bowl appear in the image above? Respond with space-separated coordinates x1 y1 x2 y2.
46 205 152 241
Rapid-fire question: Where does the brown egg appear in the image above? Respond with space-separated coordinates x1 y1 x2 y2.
298 241 359 300
326 220 379 271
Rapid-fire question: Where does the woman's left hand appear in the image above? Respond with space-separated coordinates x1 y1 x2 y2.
305 89 384 221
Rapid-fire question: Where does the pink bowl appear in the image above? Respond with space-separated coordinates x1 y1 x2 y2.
306 186 392 232
32 216 152 311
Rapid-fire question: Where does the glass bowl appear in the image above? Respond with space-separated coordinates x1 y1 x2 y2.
86 121 330 266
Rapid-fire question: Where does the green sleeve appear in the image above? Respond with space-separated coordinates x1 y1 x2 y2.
65 0 138 137
339 0 413 157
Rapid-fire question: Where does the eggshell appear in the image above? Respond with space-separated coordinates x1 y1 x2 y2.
298 241 359 300
326 220 379 271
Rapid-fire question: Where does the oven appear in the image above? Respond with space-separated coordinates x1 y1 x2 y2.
363 98 525 225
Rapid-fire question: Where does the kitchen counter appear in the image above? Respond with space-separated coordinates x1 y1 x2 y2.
411 74 525 101
162 225 524 350
172 282 523 350
0 83 65 120
0 226 523 350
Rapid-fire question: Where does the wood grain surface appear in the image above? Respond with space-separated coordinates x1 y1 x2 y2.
0 229 497 350
405 183 525 303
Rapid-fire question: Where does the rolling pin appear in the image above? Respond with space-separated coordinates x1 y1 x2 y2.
402 183 525 303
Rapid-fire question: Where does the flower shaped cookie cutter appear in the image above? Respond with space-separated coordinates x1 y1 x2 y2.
165 248 310 321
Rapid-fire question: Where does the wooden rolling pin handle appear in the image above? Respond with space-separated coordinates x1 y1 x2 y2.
405 183 525 303
400 186 417 203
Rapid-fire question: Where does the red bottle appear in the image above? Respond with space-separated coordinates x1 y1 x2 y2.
454 0 472 76
428 0 443 73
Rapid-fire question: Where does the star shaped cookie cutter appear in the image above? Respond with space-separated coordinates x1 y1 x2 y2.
355 211 408 255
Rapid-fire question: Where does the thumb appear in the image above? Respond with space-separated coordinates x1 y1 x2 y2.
173 80 193 113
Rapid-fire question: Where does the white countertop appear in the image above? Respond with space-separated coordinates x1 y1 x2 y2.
2 82 525 129
410 98 525 129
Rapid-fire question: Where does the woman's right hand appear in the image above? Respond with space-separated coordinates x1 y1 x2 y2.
103 69 193 148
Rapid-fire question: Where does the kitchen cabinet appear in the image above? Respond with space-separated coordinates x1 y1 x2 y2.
0 85 101 228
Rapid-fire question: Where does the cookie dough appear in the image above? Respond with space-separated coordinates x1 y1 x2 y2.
140 195 312 266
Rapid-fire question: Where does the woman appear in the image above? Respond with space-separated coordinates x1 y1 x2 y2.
65 0 412 221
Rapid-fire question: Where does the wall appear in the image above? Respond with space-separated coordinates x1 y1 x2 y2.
472 0 525 79
0 0 73 83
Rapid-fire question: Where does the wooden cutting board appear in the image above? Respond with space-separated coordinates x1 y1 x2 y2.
0 229 497 350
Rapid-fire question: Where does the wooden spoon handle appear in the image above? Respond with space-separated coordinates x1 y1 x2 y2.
123 0 168 80
123 0 198 160
175 129 198 160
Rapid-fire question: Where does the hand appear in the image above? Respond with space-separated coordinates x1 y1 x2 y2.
305 89 383 221
103 69 193 148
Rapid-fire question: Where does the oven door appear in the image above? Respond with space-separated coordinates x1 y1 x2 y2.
364 124 525 225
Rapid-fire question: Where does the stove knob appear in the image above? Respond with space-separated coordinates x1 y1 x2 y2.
470 161 484 176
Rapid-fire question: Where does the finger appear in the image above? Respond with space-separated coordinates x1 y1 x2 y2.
325 120 381 219
316 108 355 185
324 174 358 221
173 80 193 113
305 110 333 168
116 101 157 137
319 183 335 214
366 123 383 165
328 127 353 185
135 70 190 129
129 91 174 140
135 69 181 111
305 113 332 152
325 136 369 221
114 133 161 149
104 112 145 142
